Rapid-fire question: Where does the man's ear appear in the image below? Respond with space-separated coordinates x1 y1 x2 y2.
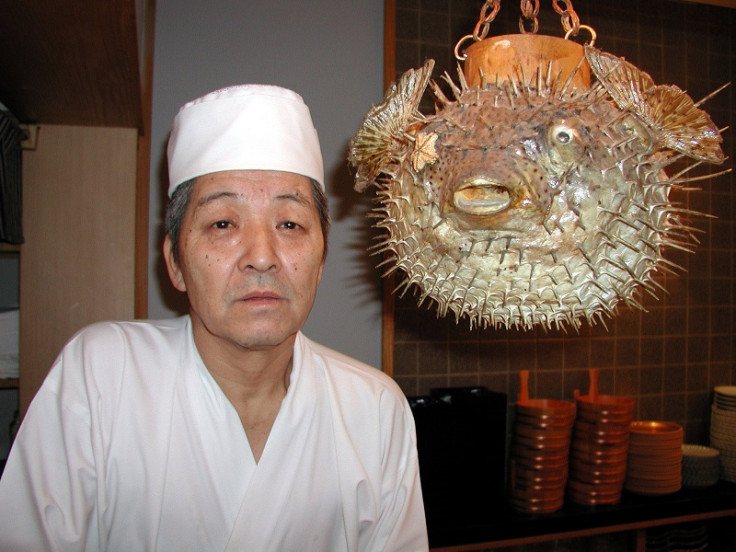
163 234 186 292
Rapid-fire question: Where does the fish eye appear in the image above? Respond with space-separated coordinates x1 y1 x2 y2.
556 130 572 143
547 122 585 164
551 125 576 145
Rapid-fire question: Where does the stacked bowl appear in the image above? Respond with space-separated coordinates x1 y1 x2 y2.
508 370 576 514
567 369 635 506
681 444 721 489
710 385 736 482
625 421 683 495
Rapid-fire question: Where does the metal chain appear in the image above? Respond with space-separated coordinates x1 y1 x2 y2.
519 0 540 34
456 0 589 60
552 0 580 36
472 0 502 41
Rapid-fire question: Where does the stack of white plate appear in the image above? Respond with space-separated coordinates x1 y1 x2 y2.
714 385 736 410
681 444 720 489
646 523 708 552
711 386 736 483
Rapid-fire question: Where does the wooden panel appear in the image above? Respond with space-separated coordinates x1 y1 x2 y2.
685 0 736 6
430 509 736 550
0 0 143 127
381 0 397 378
19 125 137 414
134 0 157 319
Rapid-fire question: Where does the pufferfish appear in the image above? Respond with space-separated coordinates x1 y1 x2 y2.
348 45 726 331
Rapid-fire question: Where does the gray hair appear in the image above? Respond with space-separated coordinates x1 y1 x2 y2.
164 177 330 266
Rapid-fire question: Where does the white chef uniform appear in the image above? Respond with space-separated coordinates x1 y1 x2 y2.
0 316 428 551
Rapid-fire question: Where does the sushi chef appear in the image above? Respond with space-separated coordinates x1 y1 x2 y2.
0 84 428 551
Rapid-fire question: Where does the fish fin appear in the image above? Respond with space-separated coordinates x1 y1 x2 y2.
349 59 435 192
642 85 725 164
586 46 724 164
411 131 439 171
585 46 654 111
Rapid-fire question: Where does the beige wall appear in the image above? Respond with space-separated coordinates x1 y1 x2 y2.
147 0 386 368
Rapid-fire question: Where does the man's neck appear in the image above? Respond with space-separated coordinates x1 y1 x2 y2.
210 356 291 464
192 325 296 463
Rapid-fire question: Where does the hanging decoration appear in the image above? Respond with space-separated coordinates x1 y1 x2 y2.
348 0 727 331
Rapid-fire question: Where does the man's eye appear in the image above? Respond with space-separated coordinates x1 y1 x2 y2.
281 221 299 230
212 220 231 229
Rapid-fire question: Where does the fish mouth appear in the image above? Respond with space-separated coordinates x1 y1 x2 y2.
453 179 512 216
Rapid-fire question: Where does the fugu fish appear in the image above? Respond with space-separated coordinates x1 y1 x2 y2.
348 46 727 331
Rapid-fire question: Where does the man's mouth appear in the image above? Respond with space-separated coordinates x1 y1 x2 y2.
240 290 282 303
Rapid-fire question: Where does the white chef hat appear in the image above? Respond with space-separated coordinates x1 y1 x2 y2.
166 84 324 196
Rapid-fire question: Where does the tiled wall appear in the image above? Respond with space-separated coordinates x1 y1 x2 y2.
389 0 735 443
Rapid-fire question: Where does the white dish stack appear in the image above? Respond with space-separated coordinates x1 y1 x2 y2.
710 386 736 482
646 523 709 552
681 444 720 489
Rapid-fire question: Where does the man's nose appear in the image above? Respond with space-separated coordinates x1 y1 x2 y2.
236 226 279 272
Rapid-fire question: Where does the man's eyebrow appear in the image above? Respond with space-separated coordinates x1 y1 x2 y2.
193 190 312 209
274 192 312 208
195 191 240 208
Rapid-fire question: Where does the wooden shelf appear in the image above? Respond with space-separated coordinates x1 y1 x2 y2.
0 244 20 253
0 378 19 389
428 482 736 551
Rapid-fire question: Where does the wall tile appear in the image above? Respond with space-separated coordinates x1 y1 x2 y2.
640 366 664 395
639 395 663 420
448 341 480 374
393 342 419 376
416 340 448 374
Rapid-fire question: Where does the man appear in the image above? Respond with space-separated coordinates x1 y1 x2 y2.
0 85 428 551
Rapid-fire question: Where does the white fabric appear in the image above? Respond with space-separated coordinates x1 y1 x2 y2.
167 85 325 196
0 317 427 552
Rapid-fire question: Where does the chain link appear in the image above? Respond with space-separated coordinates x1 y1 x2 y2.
472 0 502 41
457 0 587 60
519 0 539 34
552 0 580 36
473 0 580 39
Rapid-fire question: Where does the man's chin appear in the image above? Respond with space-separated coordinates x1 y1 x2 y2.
229 326 299 352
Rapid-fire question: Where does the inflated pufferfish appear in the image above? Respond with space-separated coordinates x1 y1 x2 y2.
349 46 726 331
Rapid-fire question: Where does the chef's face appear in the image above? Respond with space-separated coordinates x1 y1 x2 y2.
164 170 325 352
